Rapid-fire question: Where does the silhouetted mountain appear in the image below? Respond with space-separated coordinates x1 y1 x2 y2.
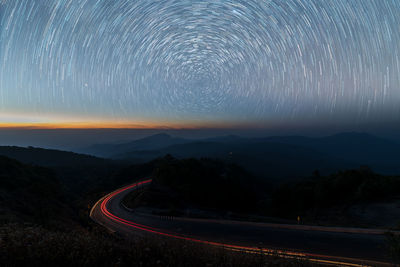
115 141 355 181
80 133 190 157
0 146 109 167
262 132 398 158
260 132 400 174
203 135 243 143
78 132 400 180
0 146 125 195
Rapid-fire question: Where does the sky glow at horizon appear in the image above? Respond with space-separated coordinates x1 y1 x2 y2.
0 0 399 129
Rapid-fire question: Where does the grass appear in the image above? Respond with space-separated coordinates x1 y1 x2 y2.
385 232 400 264
0 224 316 267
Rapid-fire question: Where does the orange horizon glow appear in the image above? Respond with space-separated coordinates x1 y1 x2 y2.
0 120 261 130
0 112 267 130
0 121 172 129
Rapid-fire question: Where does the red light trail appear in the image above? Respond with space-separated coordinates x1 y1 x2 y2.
93 179 388 267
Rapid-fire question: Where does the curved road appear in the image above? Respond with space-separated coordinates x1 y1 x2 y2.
90 179 394 267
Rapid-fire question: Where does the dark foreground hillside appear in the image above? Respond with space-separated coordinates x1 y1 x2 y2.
0 156 75 226
0 155 314 266
0 145 124 196
0 148 399 265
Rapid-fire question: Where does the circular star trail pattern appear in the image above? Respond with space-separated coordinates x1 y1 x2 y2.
0 0 399 125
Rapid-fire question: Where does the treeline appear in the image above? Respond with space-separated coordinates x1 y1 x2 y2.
122 157 400 223
123 156 262 214
271 167 400 218
156 156 261 212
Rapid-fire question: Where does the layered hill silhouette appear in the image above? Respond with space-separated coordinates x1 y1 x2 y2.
0 146 124 195
258 132 400 163
0 146 108 167
1 132 398 183
80 132 400 180
81 133 190 158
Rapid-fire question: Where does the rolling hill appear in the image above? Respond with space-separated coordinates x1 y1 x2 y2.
79 132 400 181
80 133 190 158
0 146 109 167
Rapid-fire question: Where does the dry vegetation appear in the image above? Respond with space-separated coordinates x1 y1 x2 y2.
0 224 314 267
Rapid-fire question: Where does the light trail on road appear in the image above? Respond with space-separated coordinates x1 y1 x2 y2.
92 179 390 267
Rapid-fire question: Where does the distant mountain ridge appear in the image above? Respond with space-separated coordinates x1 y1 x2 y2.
260 132 400 163
0 132 398 183
78 132 400 180
80 133 190 157
115 140 355 180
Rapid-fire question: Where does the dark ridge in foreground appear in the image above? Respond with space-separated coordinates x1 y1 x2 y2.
0 146 108 167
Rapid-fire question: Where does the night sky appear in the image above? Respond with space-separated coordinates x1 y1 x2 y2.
0 0 399 130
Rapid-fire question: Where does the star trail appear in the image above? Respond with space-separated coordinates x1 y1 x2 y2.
0 0 399 129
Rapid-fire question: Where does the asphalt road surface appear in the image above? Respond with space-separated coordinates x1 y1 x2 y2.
90 179 395 266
